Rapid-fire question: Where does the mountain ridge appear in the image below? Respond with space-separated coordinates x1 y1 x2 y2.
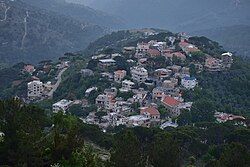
0 0 106 67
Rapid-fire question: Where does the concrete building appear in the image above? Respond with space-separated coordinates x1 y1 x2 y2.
130 66 148 83
205 57 222 72
98 59 116 68
120 80 135 92
136 42 150 53
114 70 127 83
23 64 36 74
154 68 172 80
221 52 233 68
181 76 197 89
85 87 98 97
161 96 182 117
95 94 109 108
152 87 165 100
140 106 161 120
127 115 150 127
53 99 73 113
27 81 44 98
81 69 94 77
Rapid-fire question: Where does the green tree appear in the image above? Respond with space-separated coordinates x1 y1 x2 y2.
149 133 180 167
110 130 145 167
218 143 250 167
61 146 105 167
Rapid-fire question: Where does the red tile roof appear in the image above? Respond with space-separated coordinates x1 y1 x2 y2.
162 96 180 107
148 49 161 56
140 107 160 116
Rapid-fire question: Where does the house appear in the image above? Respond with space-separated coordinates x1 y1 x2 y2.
23 64 35 74
179 41 200 54
170 52 186 61
96 94 109 108
136 42 150 53
147 49 161 57
101 72 114 81
104 87 118 98
130 66 148 83
53 99 73 113
221 52 233 68
152 87 165 100
123 46 136 54
161 96 181 117
95 94 115 110
154 68 172 80
127 115 150 127
181 76 197 89
131 90 148 105
169 65 182 73
27 81 44 99
81 69 94 77
205 57 222 72
98 59 116 68
111 53 122 59
120 80 135 92
140 106 160 120
181 67 190 76
162 80 176 89
214 112 246 123
85 87 98 97
92 54 107 60
114 70 127 83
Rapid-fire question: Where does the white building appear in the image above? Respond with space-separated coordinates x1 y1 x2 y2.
127 115 150 127
136 42 150 53
120 80 135 92
27 81 44 98
130 66 148 83
114 70 127 83
53 99 73 113
98 59 116 68
181 76 197 89
85 87 98 97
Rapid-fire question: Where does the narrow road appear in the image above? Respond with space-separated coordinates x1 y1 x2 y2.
47 67 68 98
0 6 10 22
21 11 29 50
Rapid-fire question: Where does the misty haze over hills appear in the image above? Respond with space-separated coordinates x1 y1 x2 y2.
68 0 250 56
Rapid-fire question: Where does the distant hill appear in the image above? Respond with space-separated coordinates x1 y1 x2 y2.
22 0 124 29
0 0 106 67
80 0 250 32
192 25 250 57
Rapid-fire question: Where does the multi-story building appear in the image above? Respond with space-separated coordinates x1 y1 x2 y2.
154 68 172 80
27 81 44 98
120 80 135 92
136 42 150 53
161 96 181 117
114 70 127 83
81 69 94 77
205 57 222 72
181 76 197 89
98 59 116 68
23 64 36 74
53 99 73 113
152 87 165 100
221 52 233 69
130 66 148 83
140 106 161 120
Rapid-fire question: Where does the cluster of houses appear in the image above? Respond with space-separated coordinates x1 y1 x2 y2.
25 61 70 101
52 32 235 130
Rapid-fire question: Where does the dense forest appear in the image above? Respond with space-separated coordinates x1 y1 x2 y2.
0 99 249 166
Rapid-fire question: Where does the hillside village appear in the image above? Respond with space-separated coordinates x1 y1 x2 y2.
10 30 247 130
